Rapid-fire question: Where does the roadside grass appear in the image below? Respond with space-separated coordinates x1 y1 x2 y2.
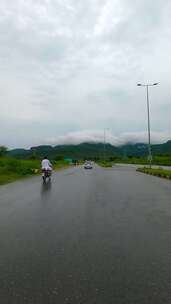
53 160 72 170
152 156 171 166
97 161 113 168
0 157 40 185
114 158 148 165
0 157 71 185
137 167 171 180
114 156 171 166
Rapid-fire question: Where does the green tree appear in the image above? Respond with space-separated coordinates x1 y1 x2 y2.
55 155 64 161
0 146 8 157
29 151 37 160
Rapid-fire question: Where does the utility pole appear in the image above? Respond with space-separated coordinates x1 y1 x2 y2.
103 129 106 162
103 128 109 162
137 82 159 168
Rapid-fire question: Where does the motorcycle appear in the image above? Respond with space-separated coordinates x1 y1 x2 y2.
42 168 52 183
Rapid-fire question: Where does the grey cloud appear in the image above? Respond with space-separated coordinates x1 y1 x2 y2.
45 130 171 147
0 0 171 148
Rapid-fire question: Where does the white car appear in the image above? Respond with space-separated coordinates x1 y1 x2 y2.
84 162 93 169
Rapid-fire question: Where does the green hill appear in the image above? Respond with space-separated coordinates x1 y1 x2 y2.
7 140 171 160
152 140 171 155
8 143 121 160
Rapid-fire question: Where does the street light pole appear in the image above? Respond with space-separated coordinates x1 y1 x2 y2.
137 82 159 168
103 128 109 162
103 129 106 162
146 85 152 167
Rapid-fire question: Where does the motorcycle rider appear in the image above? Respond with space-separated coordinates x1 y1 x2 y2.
41 156 53 172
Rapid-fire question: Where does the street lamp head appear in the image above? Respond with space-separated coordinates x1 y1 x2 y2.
137 82 159 87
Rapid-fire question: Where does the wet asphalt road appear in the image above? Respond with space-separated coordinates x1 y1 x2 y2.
0 165 171 304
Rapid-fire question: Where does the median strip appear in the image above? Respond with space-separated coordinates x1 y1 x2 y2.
137 167 171 180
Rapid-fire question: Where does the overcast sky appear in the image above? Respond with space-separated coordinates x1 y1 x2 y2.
0 0 171 148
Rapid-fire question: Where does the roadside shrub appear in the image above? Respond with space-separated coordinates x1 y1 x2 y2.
6 159 20 172
137 167 171 180
0 157 40 176
55 155 64 161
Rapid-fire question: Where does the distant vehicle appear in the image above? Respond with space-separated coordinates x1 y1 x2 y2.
84 161 93 169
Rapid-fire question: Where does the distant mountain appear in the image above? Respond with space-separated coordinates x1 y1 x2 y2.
120 141 171 157
8 141 171 160
8 143 121 160
120 143 148 157
152 140 171 155
8 149 31 158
